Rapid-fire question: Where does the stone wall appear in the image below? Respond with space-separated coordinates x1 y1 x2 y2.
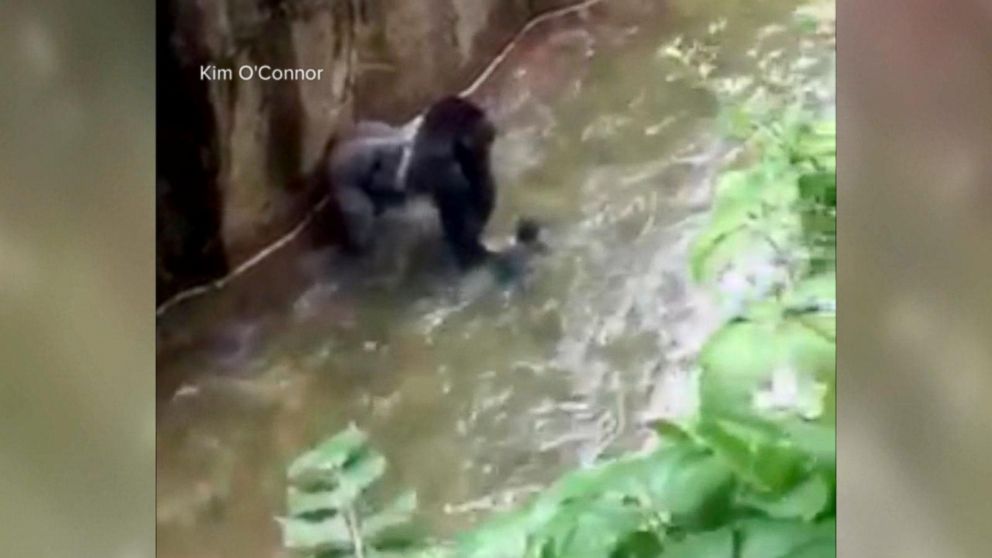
157 0 584 303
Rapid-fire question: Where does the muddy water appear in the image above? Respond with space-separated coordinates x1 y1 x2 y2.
156 1 834 556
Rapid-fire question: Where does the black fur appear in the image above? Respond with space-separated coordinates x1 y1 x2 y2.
406 96 497 269
324 97 516 272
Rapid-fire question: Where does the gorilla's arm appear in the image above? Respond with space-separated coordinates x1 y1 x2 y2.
454 137 495 219
432 159 494 268
408 96 499 269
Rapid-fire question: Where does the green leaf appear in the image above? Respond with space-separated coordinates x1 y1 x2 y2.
288 449 388 516
776 421 835 467
280 427 421 558
612 531 665 558
739 473 831 520
555 445 732 524
699 321 781 418
652 419 694 444
287 485 340 516
339 449 388 497
535 496 647 558
694 418 806 495
454 512 529 558
794 123 836 162
277 515 352 550
658 527 734 558
797 172 835 209
785 538 836 558
456 444 737 557
699 313 834 424
362 491 419 545
783 272 836 342
659 452 736 529
738 518 835 558
691 166 802 284
289 425 368 481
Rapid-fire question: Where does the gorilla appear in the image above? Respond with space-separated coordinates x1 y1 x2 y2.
325 120 411 253
405 96 498 269
324 95 532 273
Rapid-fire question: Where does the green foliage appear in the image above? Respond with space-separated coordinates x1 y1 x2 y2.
452 104 835 556
693 105 835 286
451 443 738 558
282 104 835 558
278 425 430 558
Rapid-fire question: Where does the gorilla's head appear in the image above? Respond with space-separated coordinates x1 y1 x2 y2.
417 96 496 162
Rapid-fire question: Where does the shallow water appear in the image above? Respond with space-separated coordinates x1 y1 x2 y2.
156 1 834 555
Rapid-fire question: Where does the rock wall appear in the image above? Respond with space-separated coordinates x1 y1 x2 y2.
157 0 585 304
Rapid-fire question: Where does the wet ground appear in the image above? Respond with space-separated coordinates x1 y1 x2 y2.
156 1 834 556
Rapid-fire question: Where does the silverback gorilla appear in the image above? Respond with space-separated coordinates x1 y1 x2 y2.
326 96 533 270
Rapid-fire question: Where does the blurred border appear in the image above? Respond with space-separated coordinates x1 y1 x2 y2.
839 0 992 556
0 0 155 556
3 0 992 556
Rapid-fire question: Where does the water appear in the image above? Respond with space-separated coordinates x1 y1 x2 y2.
156 1 834 556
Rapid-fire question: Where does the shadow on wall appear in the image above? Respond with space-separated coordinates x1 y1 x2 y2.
156 0 227 303
155 0 364 305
